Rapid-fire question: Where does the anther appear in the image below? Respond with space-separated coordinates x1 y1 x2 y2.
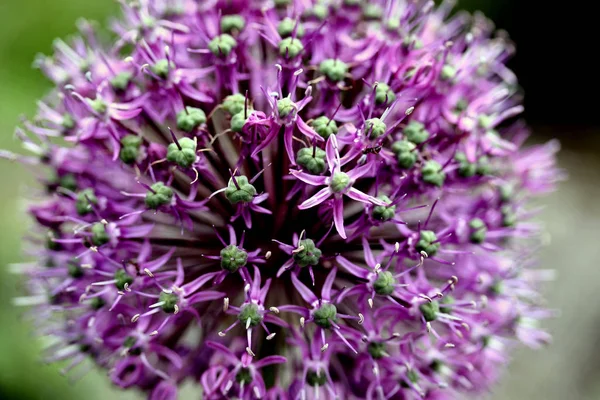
358 313 364 324
131 314 140 322
269 306 280 314
266 333 276 340
223 297 229 312
246 347 256 357
144 268 154 277
321 343 329 352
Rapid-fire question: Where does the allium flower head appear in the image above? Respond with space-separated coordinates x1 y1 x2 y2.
4 1 563 399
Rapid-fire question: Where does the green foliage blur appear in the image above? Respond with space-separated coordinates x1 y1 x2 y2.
0 1 492 399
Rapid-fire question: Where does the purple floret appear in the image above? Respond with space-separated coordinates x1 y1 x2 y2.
3 0 563 399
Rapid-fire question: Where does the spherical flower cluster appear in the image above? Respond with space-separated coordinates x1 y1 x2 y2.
3 1 562 399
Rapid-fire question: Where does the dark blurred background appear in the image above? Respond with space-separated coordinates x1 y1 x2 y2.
0 1 597 399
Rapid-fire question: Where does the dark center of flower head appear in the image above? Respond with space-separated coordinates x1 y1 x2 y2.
8 1 560 399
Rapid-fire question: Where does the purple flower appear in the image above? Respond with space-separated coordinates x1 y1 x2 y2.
4 1 562 399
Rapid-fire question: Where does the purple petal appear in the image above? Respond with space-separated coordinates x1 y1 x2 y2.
298 187 332 209
332 198 346 239
321 267 337 301
291 273 318 304
336 256 369 279
291 170 328 186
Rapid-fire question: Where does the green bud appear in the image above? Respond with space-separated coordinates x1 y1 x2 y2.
238 303 263 327
159 291 179 313
416 230 440 256
119 146 139 165
455 98 468 113
385 18 400 32
407 369 419 384
476 156 491 176
292 239 322 267
440 64 457 81
392 140 418 169
46 230 61 251
440 295 454 314
279 37 304 58
367 342 387 359
419 301 439 322
230 111 249 133
455 152 476 177
225 175 257 204
313 303 337 329
308 4 329 20
62 114 75 130
167 137 197 168
89 98 107 114
277 97 296 118
221 15 245 34
375 83 396 105
68 260 84 279
311 116 338 139
236 367 252 384
421 160 446 187
501 205 516 227
177 107 207 132
296 147 327 175
490 281 504 295
363 4 383 20
371 195 396 222
110 71 132 91
91 223 109 246
76 189 97 216
499 184 513 202
403 121 429 144
373 271 396 295
481 335 492 348
319 59 349 82
469 218 487 244
364 118 387 140
223 93 246 115
123 336 136 348
59 174 78 191
119 135 142 164
430 359 444 373
306 369 327 387
208 34 237 57
478 114 494 129
145 182 173 209
121 134 142 148
90 296 105 310
151 59 174 79
220 244 248 273
330 172 351 193
278 17 305 38
274 0 291 8
114 269 134 291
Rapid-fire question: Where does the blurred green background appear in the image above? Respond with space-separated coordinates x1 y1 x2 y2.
0 1 598 399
